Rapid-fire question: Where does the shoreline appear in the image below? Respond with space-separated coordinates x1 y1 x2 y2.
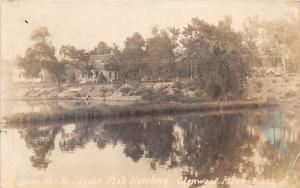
4 100 278 124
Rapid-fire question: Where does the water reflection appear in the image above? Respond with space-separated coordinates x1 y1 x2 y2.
4 106 300 188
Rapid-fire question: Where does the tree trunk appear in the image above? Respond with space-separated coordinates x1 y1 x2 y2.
223 87 227 101
92 70 95 83
56 76 62 93
31 78 33 90
281 54 287 77
58 80 61 91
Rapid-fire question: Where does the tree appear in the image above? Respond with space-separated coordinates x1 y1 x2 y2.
242 15 263 74
181 16 252 100
112 43 122 58
59 45 88 62
129 26 180 81
90 41 112 55
145 26 180 61
59 45 90 82
18 27 65 89
243 15 300 76
259 16 300 76
122 32 145 60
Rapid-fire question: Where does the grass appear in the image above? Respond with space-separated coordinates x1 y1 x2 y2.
5 101 277 124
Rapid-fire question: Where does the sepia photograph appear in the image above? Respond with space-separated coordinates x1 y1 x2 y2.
0 0 300 188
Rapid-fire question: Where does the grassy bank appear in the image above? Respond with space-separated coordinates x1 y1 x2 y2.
6 77 300 103
5 101 277 124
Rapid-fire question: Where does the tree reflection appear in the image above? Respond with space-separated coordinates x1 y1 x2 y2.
258 107 300 185
172 113 260 187
59 122 95 151
19 125 61 169
15 109 300 187
110 119 176 165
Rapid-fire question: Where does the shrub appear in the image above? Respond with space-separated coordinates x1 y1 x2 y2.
141 91 154 101
285 91 296 98
120 86 131 94
256 81 263 89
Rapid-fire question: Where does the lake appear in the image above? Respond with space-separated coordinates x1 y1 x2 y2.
1 101 300 188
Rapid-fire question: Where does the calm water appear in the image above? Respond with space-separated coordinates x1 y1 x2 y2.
1 101 300 188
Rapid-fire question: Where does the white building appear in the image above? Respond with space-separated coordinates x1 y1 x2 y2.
76 54 120 83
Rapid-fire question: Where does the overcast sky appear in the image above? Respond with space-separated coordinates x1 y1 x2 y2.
1 0 299 59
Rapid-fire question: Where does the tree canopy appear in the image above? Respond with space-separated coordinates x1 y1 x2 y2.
181 16 252 99
18 27 64 88
122 32 145 60
15 14 299 99
145 26 180 61
59 45 88 62
243 15 300 75
90 41 112 55
18 27 59 79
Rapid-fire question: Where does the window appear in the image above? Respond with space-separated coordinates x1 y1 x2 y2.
109 72 112 78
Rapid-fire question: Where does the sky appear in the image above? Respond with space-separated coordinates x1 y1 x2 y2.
0 0 299 59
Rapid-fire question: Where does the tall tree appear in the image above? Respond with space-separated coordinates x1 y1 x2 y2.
260 17 300 76
122 32 145 60
145 26 180 61
181 16 252 99
243 15 300 76
112 43 122 58
59 45 88 62
18 27 65 89
242 15 263 75
90 41 112 55
59 45 93 82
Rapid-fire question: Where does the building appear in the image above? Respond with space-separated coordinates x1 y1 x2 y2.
1 59 52 84
12 68 42 83
76 54 120 83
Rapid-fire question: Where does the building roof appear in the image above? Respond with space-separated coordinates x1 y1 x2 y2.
88 54 119 65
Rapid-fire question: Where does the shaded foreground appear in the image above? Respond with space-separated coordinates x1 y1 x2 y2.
5 101 276 124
